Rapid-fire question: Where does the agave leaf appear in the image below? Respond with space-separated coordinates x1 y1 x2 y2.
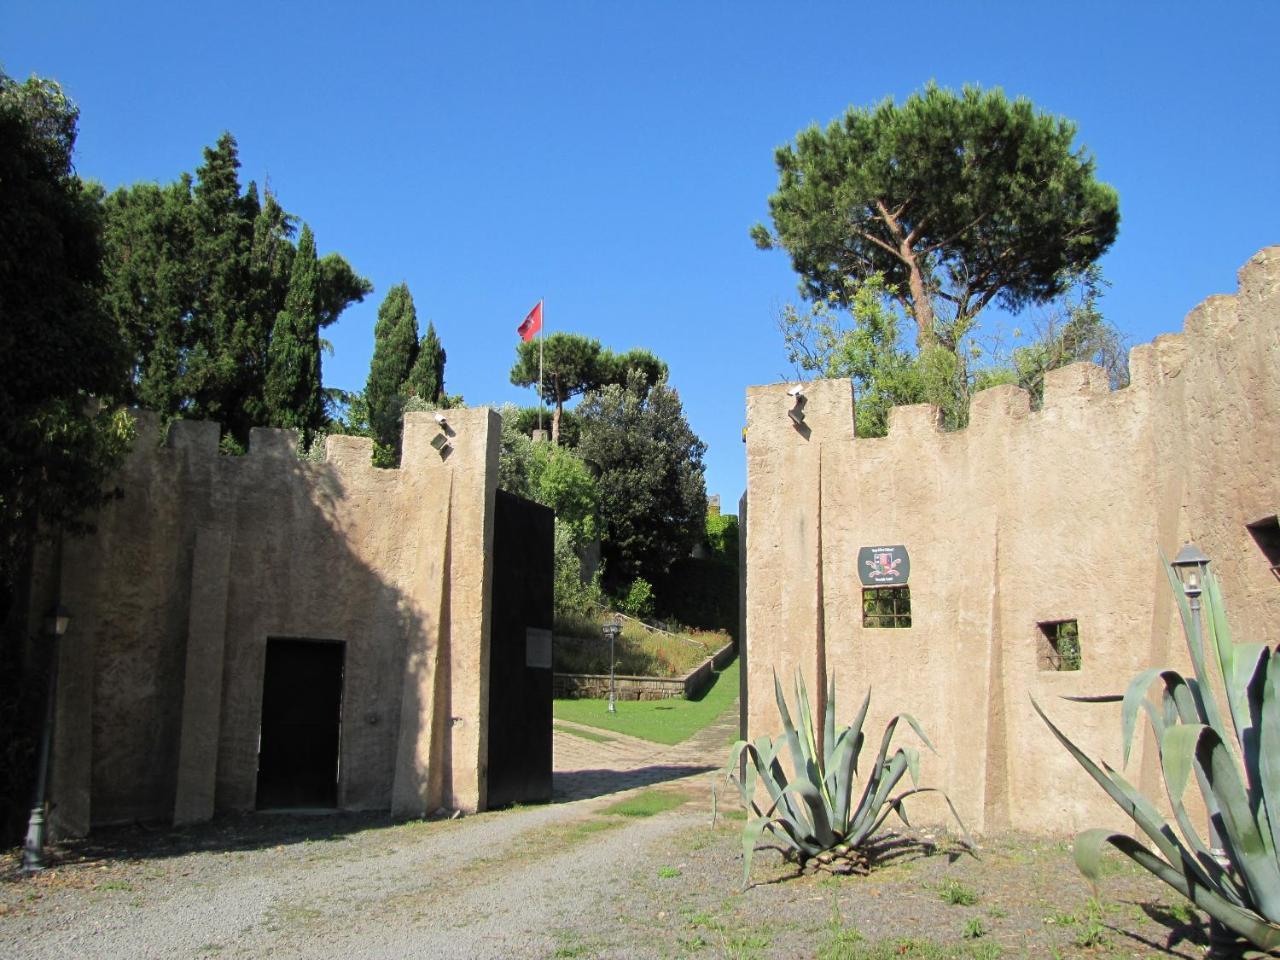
1261 656 1280 862
849 751 910 846
775 672 821 800
1033 698 1190 870
788 776 836 848
1075 829 1280 950
794 669 821 773
823 674 837 772
1121 668 1180 766
1203 567 1236 693
903 745 921 787
1230 644 1271 815
741 815 800 887
831 728 861 834
1156 723 1245 896
849 689 871 776
1107 760 1239 901
1194 725 1280 918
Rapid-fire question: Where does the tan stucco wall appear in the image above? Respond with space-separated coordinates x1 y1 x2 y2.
742 246 1280 835
43 408 498 835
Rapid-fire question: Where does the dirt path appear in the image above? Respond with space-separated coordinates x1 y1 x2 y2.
0 702 1212 959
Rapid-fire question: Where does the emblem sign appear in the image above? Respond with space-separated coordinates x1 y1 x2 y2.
857 545 910 586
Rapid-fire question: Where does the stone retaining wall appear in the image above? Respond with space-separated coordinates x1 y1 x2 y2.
554 640 735 701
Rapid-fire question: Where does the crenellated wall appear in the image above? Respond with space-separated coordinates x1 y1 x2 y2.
38 408 500 835
742 246 1280 834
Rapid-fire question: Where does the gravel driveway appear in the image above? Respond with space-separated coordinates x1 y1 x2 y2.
0 703 1214 959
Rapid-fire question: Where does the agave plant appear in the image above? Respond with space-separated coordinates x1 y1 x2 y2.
725 669 966 885
1035 558 1280 952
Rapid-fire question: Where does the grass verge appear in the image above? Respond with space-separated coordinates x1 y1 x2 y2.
552 657 738 745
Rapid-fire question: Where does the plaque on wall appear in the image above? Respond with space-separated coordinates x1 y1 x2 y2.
857 545 910 586
525 627 552 669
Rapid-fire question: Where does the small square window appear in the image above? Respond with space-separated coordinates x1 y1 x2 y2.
1038 620 1080 671
863 586 911 628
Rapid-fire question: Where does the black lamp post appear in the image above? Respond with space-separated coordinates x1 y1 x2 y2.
23 603 71 874
1169 544 1237 955
602 617 621 714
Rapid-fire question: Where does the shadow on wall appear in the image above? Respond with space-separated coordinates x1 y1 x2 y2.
21 407 498 850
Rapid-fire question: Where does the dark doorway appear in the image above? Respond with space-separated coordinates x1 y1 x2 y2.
486 490 554 808
256 638 344 809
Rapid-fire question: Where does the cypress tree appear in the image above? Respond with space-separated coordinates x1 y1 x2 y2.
407 320 446 403
365 283 419 457
264 223 322 438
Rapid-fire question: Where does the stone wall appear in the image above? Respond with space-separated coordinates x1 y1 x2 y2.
742 247 1280 835
35 408 500 835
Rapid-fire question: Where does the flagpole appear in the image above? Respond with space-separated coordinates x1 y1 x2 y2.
537 298 544 436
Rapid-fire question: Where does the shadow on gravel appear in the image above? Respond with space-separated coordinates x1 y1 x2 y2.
1123 901 1210 955
553 763 717 802
0 810 398 881
747 834 967 888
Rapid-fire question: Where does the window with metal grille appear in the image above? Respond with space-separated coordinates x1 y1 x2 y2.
1038 619 1080 671
862 586 911 628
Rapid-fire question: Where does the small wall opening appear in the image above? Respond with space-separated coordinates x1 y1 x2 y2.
256 638 345 809
1038 620 1080 671
862 586 911 628
1247 516 1280 581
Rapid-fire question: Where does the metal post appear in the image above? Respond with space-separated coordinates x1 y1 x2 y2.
23 636 60 874
602 619 619 714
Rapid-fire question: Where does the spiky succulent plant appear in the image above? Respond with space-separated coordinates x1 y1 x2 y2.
1036 560 1280 952
726 669 966 885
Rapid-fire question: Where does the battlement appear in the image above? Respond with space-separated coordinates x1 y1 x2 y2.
741 245 1280 836
123 407 500 483
747 246 1280 451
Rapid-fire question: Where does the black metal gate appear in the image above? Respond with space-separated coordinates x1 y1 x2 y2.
486 490 554 808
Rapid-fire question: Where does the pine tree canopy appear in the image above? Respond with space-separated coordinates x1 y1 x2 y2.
752 83 1120 353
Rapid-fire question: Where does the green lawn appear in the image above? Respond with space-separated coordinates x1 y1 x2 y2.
552 656 738 745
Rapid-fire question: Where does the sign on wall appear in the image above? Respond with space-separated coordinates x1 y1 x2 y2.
525 627 552 669
857 545 910 586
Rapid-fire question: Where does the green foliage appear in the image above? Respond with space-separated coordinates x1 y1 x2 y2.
705 511 740 564
552 521 604 630
780 274 927 436
940 880 979 906
727 670 966 886
617 578 655 620
0 69 134 841
578 372 708 590
961 917 987 940
510 331 605 445
365 283 419 459
653 557 739 637
1035 560 1280 951
99 132 370 443
264 223 323 439
1000 267 1128 410
553 620 717 677
405 320 446 403
510 334 670 445
529 442 600 545
754 83 1119 357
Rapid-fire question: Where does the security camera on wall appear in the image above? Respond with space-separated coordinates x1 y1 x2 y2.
787 385 804 398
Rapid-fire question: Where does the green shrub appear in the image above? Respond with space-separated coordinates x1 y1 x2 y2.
618 578 655 619
1036 557 1280 952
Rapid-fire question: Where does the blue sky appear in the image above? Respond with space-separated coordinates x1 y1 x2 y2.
6 2 1279 503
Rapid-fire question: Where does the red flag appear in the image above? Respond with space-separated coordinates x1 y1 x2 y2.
517 300 543 342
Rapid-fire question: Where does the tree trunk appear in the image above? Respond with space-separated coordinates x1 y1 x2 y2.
902 248 936 352
551 401 561 446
